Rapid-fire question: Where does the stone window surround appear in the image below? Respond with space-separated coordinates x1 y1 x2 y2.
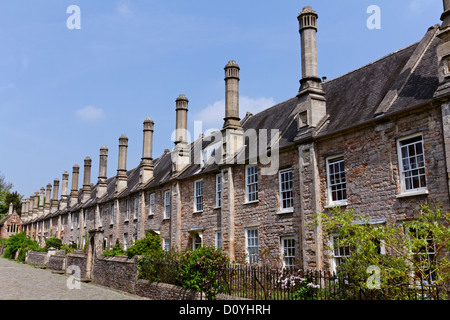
396 133 429 198
245 164 259 204
215 174 222 209
278 168 294 213
194 179 204 213
325 154 348 207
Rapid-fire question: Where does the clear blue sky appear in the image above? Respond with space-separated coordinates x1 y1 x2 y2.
0 0 443 198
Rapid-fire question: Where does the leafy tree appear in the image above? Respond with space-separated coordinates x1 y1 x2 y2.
102 239 125 257
44 237 63 250
177 246 230 300
3 191 23 214
126 232 165 259
2 232 40 261
0 171 13 219
316 204 450 299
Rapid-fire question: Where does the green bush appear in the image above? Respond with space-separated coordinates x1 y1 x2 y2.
102 239 125 257
44 237 63 251
177 246 230 300
3 232 39 260
126 232 165 259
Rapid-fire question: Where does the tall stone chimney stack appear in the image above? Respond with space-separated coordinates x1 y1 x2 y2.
44 183 52 215
434 0 450 99
175 95 189 145
298 7 320 85
38 187 45 217
140 118 155 184
172 95 190 175
70 165 80 207
97 146 108 198
60 172 69 210
222 61 244 163
116 134 128 193
8 202 13 215
23 198 30 222
32 191 39 219
51 179 59 213
296 6 326 129
223 61 241 130
82 157 92 202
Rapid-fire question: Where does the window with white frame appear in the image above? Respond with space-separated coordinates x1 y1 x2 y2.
163 237 170 252
125 199 130 221
164 190 171 219
246 165 258 203
246 228 259 264
99 208 103 227
330 235 351 274
149 193 155 215
216 174 222 208
110 204 115 225
134 197 139 219
281 237 296 268
406 227 437 283
398 135 427 193
84 211 87 228
279 169 294 211
192 233 202 250
216 231 222 249
109 234 113 249
124 233 128 251
326 156 347 205
194 180 204 212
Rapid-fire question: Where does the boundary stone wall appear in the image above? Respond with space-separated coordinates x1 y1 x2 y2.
92 256 138 294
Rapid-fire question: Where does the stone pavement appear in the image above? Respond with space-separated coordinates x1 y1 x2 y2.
0 258 146 300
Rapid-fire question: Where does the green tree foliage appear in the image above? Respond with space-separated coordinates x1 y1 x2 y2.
102 239 125 257
44 237 63 250
126 232 165 259
2 232 40 261
316 204 450 299
0 171 13 219
177 246 230 300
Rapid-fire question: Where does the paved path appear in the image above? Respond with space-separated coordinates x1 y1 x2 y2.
0 258 146 300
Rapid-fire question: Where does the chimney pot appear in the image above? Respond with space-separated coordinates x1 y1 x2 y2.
116 135 128 193
97 146 109 198
223 61 241 130
141 117 155 183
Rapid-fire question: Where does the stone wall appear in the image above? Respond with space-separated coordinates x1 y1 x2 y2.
48 251 66 272
92 255 138 294
26 251 48 267
135 280 248 300
135 280 202 300
66 252 87 279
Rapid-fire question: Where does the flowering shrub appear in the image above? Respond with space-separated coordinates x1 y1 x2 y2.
177 246 230 300
278 269 320 300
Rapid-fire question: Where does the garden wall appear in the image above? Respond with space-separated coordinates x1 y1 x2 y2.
26 251 48 267
16 251 248 300
92 256 138 294
66 252 87 279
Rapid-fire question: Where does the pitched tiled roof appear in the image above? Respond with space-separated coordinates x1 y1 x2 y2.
25 24 443 219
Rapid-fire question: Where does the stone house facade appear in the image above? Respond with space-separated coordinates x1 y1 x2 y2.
19 3 450 274
0 203 22 239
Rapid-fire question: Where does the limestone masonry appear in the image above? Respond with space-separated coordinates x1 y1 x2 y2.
10 3 450 275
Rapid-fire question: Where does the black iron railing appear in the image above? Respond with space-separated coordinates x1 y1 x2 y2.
138 259 440 300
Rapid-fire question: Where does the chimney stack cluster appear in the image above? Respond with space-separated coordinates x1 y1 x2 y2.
20 5 333 244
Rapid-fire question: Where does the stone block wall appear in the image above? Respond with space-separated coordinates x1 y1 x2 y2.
92 255 138 294
26 251 48 267
66 252 87 279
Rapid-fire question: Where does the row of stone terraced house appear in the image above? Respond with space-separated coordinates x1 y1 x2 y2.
18 4 450 274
